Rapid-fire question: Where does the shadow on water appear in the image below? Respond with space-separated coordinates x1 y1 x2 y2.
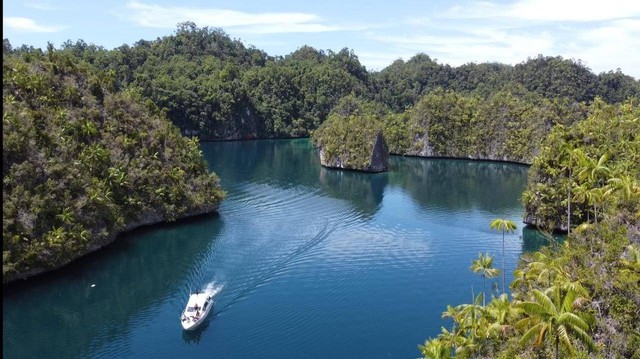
388 156 529 213
181 319 210 345
202 138 320 190
2 212 224 359
522 225 565 253
318 166 388 218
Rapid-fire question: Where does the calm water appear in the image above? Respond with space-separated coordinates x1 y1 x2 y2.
3 139 541 358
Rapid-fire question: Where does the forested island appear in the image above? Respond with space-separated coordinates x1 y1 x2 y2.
3 40 225 283
3 22 639 358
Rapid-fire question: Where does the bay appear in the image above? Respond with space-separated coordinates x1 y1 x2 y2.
3 139 536 358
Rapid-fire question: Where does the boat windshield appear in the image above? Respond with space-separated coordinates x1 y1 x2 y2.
186 306 197 312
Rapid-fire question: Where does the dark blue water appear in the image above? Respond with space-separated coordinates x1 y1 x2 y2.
3 139 534 358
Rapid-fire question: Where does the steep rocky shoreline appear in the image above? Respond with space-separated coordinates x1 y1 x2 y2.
318 132 389 172
6 203 219 284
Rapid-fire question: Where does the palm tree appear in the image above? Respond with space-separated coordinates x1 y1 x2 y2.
608 175 640 202
454 292 487 357
588 187 606 224
490 219 517 294
418 338 451 359
524 248 569 287
436 326 464 357
516 287 595 359
561 147 586 234
577 154 609 185
470 253 500 306
573 183 593 222
485 294 521 339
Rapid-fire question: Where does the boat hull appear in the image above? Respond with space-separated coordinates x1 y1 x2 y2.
181 293 214 330
181 303 213 330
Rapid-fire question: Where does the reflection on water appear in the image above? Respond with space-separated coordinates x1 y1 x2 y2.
319 167 388 218
388 157 529 212
181 321 209 345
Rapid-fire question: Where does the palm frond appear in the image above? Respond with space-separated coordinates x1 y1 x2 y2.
570 325 597 352
558 312 589 331
519 323 544 346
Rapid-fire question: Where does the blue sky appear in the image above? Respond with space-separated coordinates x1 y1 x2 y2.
3 0 640 78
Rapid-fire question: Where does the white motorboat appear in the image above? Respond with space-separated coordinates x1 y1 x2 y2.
181 290 214 330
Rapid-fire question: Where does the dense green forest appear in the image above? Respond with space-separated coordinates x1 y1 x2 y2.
419 100 640 359
313 85 587 170
2 44 225 283
6 23 636 143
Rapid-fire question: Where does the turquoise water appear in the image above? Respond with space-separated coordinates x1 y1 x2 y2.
3 139 534 358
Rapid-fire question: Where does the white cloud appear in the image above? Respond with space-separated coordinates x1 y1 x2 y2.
446 0 640 22
3 17 63 33
123 1 353 34
568 19 640 75
370 27 554 66
507 0 640 22
354 50 416 71
24 2 58 11
372 1 640 77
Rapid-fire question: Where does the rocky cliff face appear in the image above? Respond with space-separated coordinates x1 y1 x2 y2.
318 132 389 172
8 203 220 283
367 132 390 172
192 102 261 141
402 132 534 165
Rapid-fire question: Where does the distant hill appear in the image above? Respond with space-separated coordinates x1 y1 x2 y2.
6 22 635 141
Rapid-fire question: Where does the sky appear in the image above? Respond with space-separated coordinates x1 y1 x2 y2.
3 0 640 78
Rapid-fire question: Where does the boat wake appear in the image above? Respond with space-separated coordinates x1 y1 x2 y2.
214 218 335 313
202 281 224 299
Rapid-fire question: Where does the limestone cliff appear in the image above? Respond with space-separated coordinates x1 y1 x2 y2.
317 131 389 172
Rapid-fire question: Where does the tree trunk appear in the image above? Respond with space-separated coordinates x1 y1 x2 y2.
502 231 506 294
482 275 486 306
567 182 571 235
555 335 559 359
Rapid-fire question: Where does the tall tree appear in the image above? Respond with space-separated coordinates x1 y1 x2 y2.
561 147 587 234
489 219 517 293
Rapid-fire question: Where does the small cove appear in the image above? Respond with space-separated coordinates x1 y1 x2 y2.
3 138 539 358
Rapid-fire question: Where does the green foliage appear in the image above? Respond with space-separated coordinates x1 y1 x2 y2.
7 23 636 145
311 96 390 171
522 98 640 231
2 48 225 283
512 55 598 102
383 86 586 164
51 28 371 140
420 99 639 359
372 54 638 113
